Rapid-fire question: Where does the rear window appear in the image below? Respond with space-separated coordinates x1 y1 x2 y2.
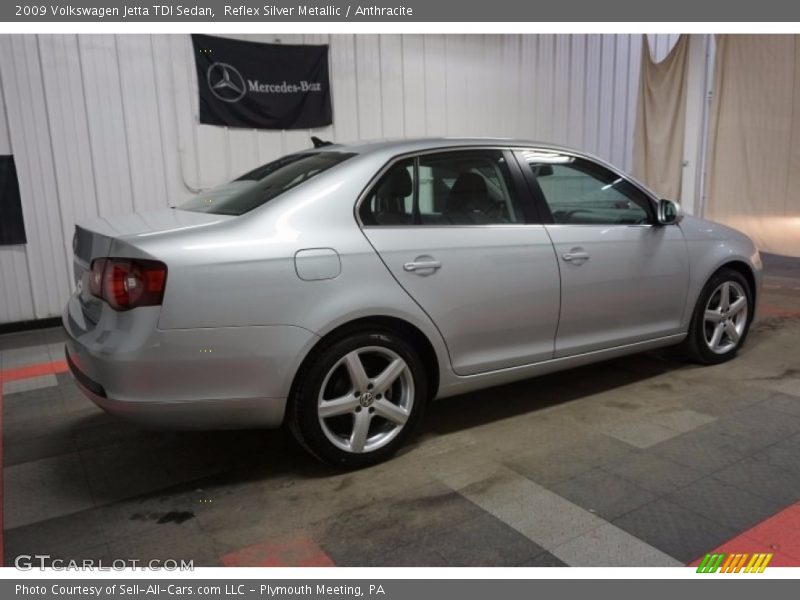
179 151 355 216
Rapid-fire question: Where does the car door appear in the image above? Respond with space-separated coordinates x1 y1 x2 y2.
358 148 561 376
514 149 690 358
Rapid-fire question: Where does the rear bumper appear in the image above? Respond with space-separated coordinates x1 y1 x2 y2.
66 355 287 429
63 294 318 430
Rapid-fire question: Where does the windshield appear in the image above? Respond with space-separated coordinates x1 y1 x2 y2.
178 151 355 215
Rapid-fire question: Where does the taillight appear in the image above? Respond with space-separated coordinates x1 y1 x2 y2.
89 258 167 311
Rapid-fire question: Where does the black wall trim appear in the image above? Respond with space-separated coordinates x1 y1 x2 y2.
0 155 26 245
0 316 63 335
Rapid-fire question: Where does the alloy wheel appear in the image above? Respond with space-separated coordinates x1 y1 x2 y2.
317 346 414 454
703 281 749 354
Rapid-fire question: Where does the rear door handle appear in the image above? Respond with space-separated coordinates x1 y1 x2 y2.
403 260 442 273
562 249 590 263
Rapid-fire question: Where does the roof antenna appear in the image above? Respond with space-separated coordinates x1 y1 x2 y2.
311 136 333 148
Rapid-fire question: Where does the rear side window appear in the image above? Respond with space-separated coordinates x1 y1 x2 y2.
359 159 415 225
359 150 524 226
179 151 355 216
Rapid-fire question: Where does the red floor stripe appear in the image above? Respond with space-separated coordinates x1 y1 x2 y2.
220 536 335 567
688 502 800 567
0 357 72 568
1 359 68 382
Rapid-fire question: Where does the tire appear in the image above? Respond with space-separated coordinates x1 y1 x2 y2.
681 268 753 365
288 328 428 468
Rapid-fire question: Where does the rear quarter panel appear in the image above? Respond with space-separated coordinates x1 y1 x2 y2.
121 155 455 398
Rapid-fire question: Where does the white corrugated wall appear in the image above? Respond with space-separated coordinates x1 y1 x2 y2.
0 33 677 324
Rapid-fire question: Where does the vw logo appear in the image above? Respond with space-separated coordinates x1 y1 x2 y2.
206 62 246 103
359 391 375 408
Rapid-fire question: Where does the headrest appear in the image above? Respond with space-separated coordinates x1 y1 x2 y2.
381 167 412 198
450 172 487 197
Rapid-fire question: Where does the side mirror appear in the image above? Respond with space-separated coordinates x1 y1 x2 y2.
657 199 683 225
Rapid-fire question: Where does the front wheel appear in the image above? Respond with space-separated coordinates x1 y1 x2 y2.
288 330 427 468
682 268 753 364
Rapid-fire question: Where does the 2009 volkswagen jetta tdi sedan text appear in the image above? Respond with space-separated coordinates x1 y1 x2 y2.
64 138 763 467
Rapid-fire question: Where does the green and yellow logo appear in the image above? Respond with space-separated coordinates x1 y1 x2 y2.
696 552 773 573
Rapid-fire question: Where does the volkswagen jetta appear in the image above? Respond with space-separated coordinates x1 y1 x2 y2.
64 138 762 466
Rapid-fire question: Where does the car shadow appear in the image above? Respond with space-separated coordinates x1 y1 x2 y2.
65 349 695 489
422 350 693 437
61 317 782 502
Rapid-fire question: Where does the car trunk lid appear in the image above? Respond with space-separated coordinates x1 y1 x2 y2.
72 209 233 324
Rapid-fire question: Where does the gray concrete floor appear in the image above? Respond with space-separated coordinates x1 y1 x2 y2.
2 255 800 567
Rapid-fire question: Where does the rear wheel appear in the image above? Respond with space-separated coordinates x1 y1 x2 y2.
289 329 427 468
682 268 753 364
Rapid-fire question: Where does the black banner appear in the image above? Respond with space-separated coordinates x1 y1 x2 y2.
0 155 26 245
192 34 332 130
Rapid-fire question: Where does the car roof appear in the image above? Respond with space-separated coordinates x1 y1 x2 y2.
314 137 619 170
318 137 579 156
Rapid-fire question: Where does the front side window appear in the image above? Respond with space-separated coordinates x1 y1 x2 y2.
360 150 524 226
519 152 653 225
180 151 355 216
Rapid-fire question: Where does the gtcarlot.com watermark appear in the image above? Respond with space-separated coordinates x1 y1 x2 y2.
14 554 194 571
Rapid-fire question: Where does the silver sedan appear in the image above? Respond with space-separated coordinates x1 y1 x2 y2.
64 138 762 467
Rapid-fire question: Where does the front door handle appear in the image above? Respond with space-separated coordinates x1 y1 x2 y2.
562 248 590 263
403 259 442 273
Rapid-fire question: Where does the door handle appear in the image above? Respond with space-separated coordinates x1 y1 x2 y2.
403 260 442 273
562 249 590 263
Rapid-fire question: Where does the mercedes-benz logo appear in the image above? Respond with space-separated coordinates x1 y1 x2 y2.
206 62 246 103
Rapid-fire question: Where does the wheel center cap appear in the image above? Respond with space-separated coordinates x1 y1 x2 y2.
359 391 375 407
